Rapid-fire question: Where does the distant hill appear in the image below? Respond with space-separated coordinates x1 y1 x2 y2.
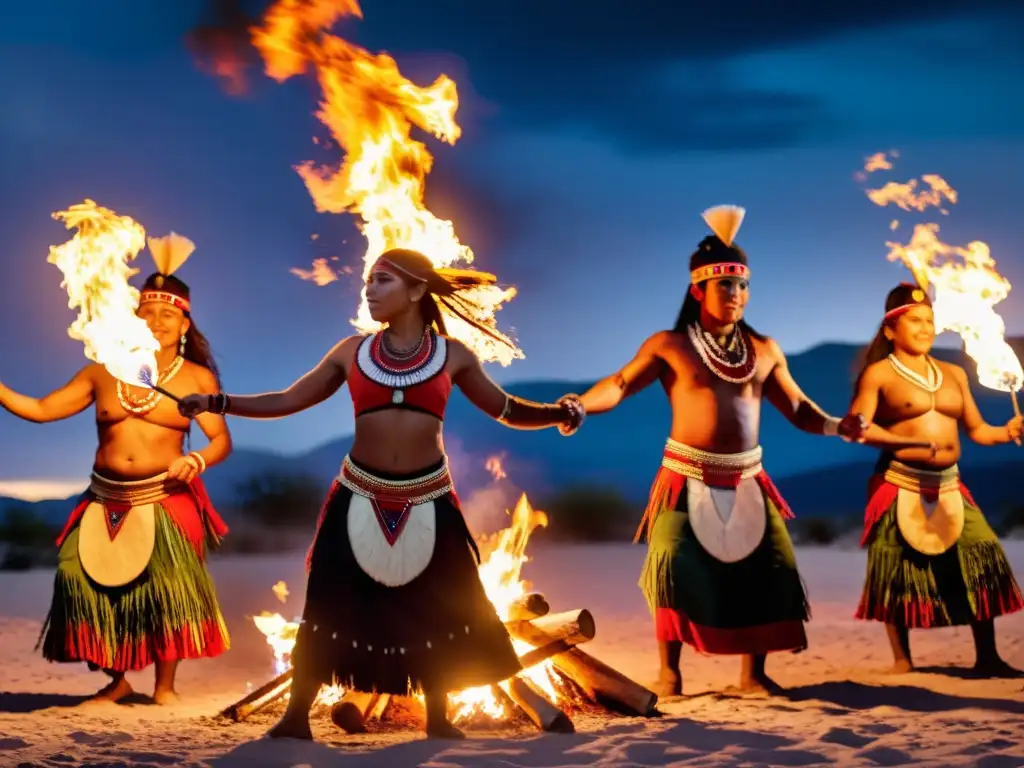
4 339 1022 527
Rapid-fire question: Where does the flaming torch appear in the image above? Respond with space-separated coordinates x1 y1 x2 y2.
863 154 1022 441
47 200 172 396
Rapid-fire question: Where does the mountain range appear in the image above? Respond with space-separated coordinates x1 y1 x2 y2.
4 339 1023 527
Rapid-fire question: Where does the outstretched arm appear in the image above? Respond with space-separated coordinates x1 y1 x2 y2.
762 339 849 435
847 363 937 449
189 367 233 470
580 332 666 415
179 339 353 420
451 341 574 431
0 366 96 423
956 367 1020 446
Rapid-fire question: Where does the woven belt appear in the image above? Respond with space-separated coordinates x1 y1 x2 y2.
661 439 763 481
338 455 454 505
89 472 186 505
883 460 960 495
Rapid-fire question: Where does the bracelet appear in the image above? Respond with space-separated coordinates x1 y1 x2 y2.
557 393 585 436
823 416 840 437
187 451 207 474
208 393 232 415
497 394 512 424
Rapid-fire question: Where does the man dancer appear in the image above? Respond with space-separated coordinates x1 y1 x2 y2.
579 205 931 695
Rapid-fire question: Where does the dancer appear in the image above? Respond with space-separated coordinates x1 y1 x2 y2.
850 282 1023 675
578 206 928 696
179 248 583 739
0 234 232 703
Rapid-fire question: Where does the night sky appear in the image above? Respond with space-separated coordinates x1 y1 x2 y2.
2 0 1023 486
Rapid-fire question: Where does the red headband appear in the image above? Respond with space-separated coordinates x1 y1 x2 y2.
373 257 427 283
883 288 929 323
139 290 191 313
690 262 750 285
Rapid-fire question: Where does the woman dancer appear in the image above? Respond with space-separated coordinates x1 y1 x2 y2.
179 248 584 739
850 283 1023 675
0 235 232 703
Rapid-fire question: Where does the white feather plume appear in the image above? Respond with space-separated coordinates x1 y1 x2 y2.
147 232 195 276
701 205 746 247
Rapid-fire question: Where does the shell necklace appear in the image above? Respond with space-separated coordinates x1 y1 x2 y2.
887 353 942 393
117 355 185 414
688 323 757 385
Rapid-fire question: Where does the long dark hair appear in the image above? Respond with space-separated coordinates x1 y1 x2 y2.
376 248 518 353
183 317 221 387
672 284 766 340
854 282 932 384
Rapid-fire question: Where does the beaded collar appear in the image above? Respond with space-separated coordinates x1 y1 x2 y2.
355 329 448 403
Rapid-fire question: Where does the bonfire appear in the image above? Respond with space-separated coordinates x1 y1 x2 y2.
221 459 657 732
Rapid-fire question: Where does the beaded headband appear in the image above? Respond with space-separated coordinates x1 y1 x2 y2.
883 288 928 322
690 262 750 285
139 289 191 313
372 257 427 283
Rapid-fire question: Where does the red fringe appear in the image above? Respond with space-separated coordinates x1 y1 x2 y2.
65 619 229 672
306 481 342 572
860 475 977 546
855 584 1024 628
655 607 806 655
55 478 227 558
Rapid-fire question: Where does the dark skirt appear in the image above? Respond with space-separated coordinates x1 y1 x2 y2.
292 460 522 695
640 473 809 655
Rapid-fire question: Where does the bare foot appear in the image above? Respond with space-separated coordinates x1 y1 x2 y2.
80 677 134 706
267 713 314 740
152 689 180 705
971 658 1024 678
881 659 914 675
654 670 682 698
426 719 465 740
729 673 784 696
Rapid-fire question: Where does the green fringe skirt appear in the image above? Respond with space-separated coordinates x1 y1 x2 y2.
38 493 230 672
639 474 810 655
857 483 1024 629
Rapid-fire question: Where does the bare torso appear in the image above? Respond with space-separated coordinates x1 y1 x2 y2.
658 331 776 453
871 357 963 468
93 362 209 480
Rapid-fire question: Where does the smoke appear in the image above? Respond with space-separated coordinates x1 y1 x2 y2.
185 0 263 95
443 436 534 539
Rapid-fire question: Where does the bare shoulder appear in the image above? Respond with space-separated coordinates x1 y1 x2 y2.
330 335 363 364
641 329 675 355
180 360 220 392
751 334 784 363
441 336 474 368
935 358 969 383
856 359 891 387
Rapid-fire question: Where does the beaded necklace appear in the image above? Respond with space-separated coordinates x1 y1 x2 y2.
356 329 447 404
687 323 757 384
887 353 942 393
117 356 185 414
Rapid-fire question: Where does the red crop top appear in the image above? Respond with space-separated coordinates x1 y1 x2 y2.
348 331 453 420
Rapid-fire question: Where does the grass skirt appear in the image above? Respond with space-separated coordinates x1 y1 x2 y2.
292 460 522 695
639 470 809 655
856 478 1023 628
38 482 230 672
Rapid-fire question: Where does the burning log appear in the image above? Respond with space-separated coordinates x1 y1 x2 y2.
505 677 574 733
218 669 293 721
549 649 658 717
505 609 595 648
506 592 550 621
330 691 379 733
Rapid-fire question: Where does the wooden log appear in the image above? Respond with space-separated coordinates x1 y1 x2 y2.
368 693 391 721
506 609 595 648
504 677 574 733
330 690 378 733
219 668 293 721
549 648 658 716
506 592 550 621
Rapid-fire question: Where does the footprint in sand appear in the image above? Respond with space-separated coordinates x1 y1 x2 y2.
0 738 29 750
68 730 135 746
860 722 900 736
821 726 876 749
858 746 912 766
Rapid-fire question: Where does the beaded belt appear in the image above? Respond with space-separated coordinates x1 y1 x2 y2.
883 460 960 496
89 472 187 505
662 439 763 483
338 456 454 504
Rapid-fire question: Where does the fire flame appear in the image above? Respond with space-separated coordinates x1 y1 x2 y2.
865 160 1022 392
245 0 521 365
253 460 568 723
47 200 159 387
